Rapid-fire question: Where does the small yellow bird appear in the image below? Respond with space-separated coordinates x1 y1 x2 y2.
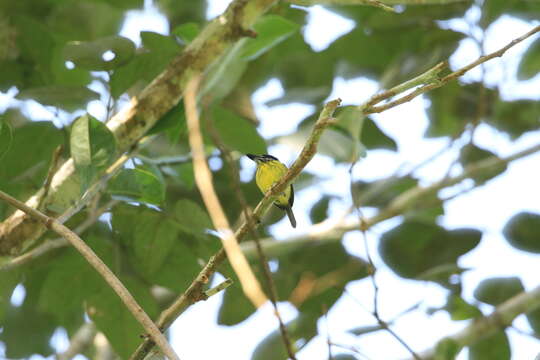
247 154 296 228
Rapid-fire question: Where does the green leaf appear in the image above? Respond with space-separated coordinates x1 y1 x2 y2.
459 143 507 184
63 36 136 71
16 85 100 112
0 118 13 160
473 277 524 305
241 15 300 61
379 221 482 279
172 22 200 44
468 330 510 360
502 212 540 253
211 106 266 154
141 31 181 53
490 99 540 139
70 114 116 193
309 196 331 224
110 51 176 98
518 37 540 80
133 214 178 275
108 167 165 205
172 199 213 236
445 294 482 320
361 117 397 151
0 121 63 182
434 337 461 360
87 277 158 358
334 105 366 162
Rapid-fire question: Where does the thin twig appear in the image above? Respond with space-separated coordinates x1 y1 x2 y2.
129 98 342 360
0 190 179 360
204 106 297 359
287 0 395 12
184 74 267 308
362 26 540 114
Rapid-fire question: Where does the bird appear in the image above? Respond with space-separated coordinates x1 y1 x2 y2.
246 154 296 228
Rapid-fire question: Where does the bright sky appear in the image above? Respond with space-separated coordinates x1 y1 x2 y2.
3 0 539 359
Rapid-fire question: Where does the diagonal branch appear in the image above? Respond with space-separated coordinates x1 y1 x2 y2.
362 25 540 114
184 74 267 308
410 285 540 360
0 0 279 257
129 98 342 360
0 190 180 360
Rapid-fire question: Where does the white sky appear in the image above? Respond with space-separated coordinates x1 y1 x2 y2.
2 0 539 359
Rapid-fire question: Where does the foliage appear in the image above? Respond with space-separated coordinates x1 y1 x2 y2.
0 0 539 359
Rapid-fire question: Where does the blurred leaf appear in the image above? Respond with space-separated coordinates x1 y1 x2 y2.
435 337 461 360
16 85 99 111
0 304 56 358
172 199 213 236
362 117 397 151
518 37 540 80
473 277 524 306
502 211 540 253
481 0 540 27
147 101 186 141
172 22 200 44
70 114 116 193
379 221 482 279
309 195 331 223
211 106 266 154
241 15 300 61
468 330 510 360
0 121 63 183
141 31 181 53
426 82 483 138
108 167 165 205
445 294 482 320
489 99 540 139
459 143 507 184
63 36 136 71
333 355 357 360
251 313 318 360
110 51 177 98
334 105 366 162
0 118 13 160
87 277 158 358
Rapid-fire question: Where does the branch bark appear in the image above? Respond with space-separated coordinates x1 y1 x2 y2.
129 98 342 360
0 0 279 256
0 190 179 360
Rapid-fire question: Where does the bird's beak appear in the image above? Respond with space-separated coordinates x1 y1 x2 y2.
246 154 257 161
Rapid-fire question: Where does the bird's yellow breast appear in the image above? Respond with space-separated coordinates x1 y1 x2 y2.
255 161 291 207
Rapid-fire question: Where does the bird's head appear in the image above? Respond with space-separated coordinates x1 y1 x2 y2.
246 154 279 164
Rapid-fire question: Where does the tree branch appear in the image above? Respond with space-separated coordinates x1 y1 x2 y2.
0 190 179 360
0 0 279 257
129 98 342 360
362 25 540 114
185 74 267 308
411 285 540 360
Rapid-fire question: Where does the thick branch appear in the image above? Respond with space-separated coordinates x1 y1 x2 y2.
0 190 179 360
0 0 279 256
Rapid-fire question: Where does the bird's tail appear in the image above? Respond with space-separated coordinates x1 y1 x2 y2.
285 207 296 228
